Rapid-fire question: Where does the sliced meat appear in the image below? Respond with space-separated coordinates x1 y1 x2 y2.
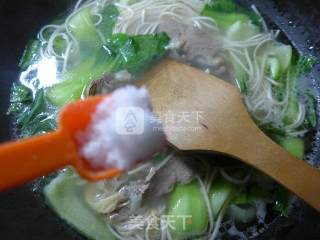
179 27 223 62
158 17 223 62
145 155 194 197
158 16 232 81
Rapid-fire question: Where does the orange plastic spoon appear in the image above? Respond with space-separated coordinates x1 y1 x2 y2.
0 95 122 191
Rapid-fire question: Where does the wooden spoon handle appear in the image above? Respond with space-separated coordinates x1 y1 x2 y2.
236 129 320 211
0 131 77 191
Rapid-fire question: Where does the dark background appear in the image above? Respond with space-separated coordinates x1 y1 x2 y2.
0 0 320 239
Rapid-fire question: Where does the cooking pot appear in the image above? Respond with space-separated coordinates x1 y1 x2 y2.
0 0 319 239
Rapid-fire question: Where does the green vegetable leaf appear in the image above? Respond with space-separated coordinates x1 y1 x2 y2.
48 32 170 106
228 204 256 223
282 96 300 126
201 0 261 30
25 114 56 136
17 90 46 126
97 4 119 37
53 35 68 56
281 54 317 127
261 123 286 136
304 92 317 128
104 33 170 73
8 84 56 137
296 55 317 76
69 6 104 62
232 185 272 205
206 0 237 12
44 3 169 107
7 83 33 114
210 178 236 218
19 39 41 70
278 136 304 159
273 187 289 216
44 169 115 240
128 33 170 72
167 181 209 238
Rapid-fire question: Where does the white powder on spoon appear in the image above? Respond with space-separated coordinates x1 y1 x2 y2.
79 86 166 170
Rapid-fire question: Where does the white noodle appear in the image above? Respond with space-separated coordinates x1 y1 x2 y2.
107 224 127 240
145 225 151 240
209 210 223 240
197 176 214 234
114 0 211 35
206 168 218 193
166 228 173 240
251 4 268 33
220 169 251 185
160 218 167 240
39 0 108 72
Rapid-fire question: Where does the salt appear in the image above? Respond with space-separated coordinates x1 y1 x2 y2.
79 86 166 170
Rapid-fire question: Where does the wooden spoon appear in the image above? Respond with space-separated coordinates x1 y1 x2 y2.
138 59 320 211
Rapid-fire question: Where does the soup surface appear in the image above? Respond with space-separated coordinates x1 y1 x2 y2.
8 0 318 239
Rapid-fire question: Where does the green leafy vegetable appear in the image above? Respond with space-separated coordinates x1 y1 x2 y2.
262 52 317 129
53 36 68 56
202 6 251 31
220 10 261 93
44 169 115 240
282 54 317 127
228 204 256 223
272 44 293 73
48 32 170 106
203 0 317 136
261 124 286 137
104 32 170 73
264 43 292 80
304 92 317 128
47 58 98 106
41 25 67 57
230 186 273 223
273 187 289 216
8 84 56 136
24 114 56 136
265 57 281 80
226 20 259 41
283 97 300 126
97 4 119 37
206 0 238 12
166 181 209 239
278 136 304 159
201 0 261 30
296 55 317 76
19 39 41 70
209 178 236 218
229 54 248 93
69 6 104 61
7 83 33 114
16 90 46 126
232 185 272 205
